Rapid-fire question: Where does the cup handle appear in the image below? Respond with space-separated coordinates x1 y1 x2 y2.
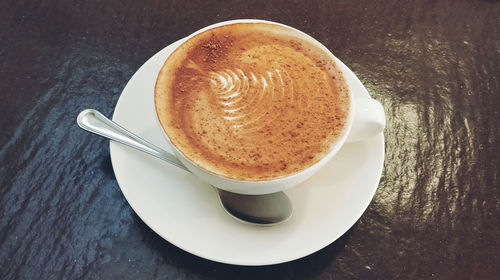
346 98 386 142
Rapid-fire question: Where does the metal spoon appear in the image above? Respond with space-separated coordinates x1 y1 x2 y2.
76 109 292 225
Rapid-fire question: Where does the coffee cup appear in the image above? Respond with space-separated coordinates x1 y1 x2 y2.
154 19 385 195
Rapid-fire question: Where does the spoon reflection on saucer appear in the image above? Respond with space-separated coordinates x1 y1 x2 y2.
76 109 292 226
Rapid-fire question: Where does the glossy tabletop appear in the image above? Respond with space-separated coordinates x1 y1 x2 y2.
0 0 498 279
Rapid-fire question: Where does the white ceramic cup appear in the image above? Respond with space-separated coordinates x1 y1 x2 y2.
154 19 385 195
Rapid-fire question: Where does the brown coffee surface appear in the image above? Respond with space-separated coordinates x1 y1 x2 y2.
155 23 350 180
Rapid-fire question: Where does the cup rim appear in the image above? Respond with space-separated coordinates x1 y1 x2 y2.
153 19 355 184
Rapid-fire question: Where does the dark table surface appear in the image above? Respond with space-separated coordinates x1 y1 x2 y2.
1 0 499 279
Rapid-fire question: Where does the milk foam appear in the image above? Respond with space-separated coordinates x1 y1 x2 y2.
155 23 350 180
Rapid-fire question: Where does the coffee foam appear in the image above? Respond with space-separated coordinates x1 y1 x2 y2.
155 23 350 180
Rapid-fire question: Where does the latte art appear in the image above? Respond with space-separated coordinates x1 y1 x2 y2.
208 68 292 130
155 23 350 180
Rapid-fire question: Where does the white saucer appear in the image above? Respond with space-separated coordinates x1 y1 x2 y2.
110 39 385 266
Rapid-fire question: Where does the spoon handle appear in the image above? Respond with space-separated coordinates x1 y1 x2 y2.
77 109 188 171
